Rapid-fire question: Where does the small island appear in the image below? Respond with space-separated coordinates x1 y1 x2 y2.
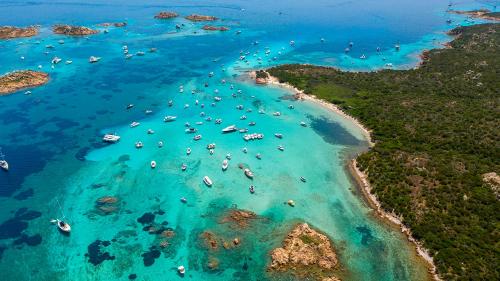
53 24 98 36
0 70 49 95
202 25 229 31
154 11 179 19
185 14 218 22
268 223 340 281
0 26 38 39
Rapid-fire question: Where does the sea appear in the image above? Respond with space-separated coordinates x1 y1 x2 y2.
0 0 495 280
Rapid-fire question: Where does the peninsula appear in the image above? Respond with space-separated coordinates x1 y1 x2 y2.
449 9 500 21
185 14 218 22
268 22 500 281
52 24 98 36
154 11 178 19
0 26 38 39
0 70 49 95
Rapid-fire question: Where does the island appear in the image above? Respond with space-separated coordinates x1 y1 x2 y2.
185 14 218 22
154 11 178 19
450 9 500 21
267 21 499 281
268 223 340 281
0 70 49 95
52 24 98 36
0 26 38 39
202 25 229 31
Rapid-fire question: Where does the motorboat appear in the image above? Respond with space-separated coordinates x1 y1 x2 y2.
300 121 307 127
164 116 177 122
278 145 284 151
130 121 140 128
193 135 202 141
65 60 72 64
222 159 229 171
395 44 400 51
300 177 306 183
145 110 153 114
125 54 133 59
147 129 155 134
168 100 173 107
236 105 244 110
185 122 191 127
240 115 247 120
103 134 120 143
186 148 191 155
203 176 213 187
274 133 283 139
225 153 231 160
178 265 186 275
150 48 157 53
0 149 8 171
55 219 71 233
360 54 366 59
126 104 134 109
242 147 247 154
222 125 237 133
89 56 101 63
256 153 261 160
239 128 248 133
273 112 281 116
150 161 157 169
158 141 164 148
244 168 254 179
209 149 214 155
288 105 294 109
249 185 255 194
180 197 187 203
136 51 145 56
215 119 222 124
135 141 143 149
181 164 187 171
51 57 62 64
248 121 256 126
185 127 197 134
287 200 295 207
207 143 216 149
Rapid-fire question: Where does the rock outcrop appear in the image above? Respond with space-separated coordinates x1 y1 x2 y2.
220 209 257 228
53 24 98 36
0 26 38 39
185 14 218 22
0 70 49 95
268 223 339 280
154 11 179 19
202 25 229 31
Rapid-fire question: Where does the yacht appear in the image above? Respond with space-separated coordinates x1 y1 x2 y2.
51 57 62 64
222 125 237 133
65 60 73 65
150 161 157 169
177 265 186 275
0 149 8 171
164 116 177 122
158 141 164 148
222 159 229 171
203 176 213 187
181 164 187 171
136 51 145 56
147 129 155 134
126 104 134 109
185 127 197 134
300 121 307 127
273 112 281 116
225 153 231 160
244 168 254 179
130 121 140 128
242 147 248 154
55 219 71 233
103 134 120 143
89 56 101 63
135 141 143 149
278 145 284 151
274 133 283 139
168 100 173 107
186 148 191 155
248 121 256 126
193 135 202 141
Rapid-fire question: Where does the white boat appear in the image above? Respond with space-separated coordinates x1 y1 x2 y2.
240 115 247 120
164 116 177 122
65 60 72 64
274 133 283 139
203 176 213 187
126 104 134 110
193 135 202 141
103 134 120 143
150 161 156 169
226 153 231 160
222 125 237 133
278 145 284 151
56 219 71 233
178 265 186 275
186 148 191 155
242 147 248 154
0 160 8 171
147 129 155 134
51 57 62 64
89 56 101 63
185 127 197 134
130 121 140 128
300 121 307 127
255 153 261 160
181 164 187 171
136 51 145 56
300 177 306 182
135 141 143 149
249 185 255 194
158 141 164 148
222 159 229 171
244 168 254 179
273 112 281 116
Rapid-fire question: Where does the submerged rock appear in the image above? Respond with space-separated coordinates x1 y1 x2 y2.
268 223 339 280
141 247 161 266
185 14 218 22
202 25 229 31
220 209 257 228
137 212 155 224
200 231 219 250
85 240 115 266
95 196 119 215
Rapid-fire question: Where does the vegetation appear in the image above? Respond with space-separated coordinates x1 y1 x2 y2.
256 70 269 79
268 23 500 280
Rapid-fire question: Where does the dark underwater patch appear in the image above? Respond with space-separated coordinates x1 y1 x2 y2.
308 115 362 146
13 234 42 246
356 225 373 245
85 240 115 266
137 213 155 224
0 219 28 239
141 246 161 266
13 188 34 200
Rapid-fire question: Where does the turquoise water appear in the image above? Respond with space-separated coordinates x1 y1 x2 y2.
0 1 496 280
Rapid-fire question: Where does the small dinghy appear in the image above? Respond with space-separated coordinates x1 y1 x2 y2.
300 177 306 183
203 176 213 187
244 168 254 179
150 161 157 169
249 185 255 194
178 265 186 275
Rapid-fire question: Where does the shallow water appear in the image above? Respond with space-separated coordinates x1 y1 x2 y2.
0 0 495 280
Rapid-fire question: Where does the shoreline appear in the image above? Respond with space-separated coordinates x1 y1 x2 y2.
254 70 441 281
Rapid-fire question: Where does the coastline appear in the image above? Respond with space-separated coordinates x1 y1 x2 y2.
255 70 441 281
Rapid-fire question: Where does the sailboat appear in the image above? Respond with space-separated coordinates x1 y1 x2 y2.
0 148 8 171
50 198 71 234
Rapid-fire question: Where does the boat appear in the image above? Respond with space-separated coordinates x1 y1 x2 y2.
58 40 65 44
300 177 306 183
186 148 191 155
102 134 120 143
256 153 261 160
273 112 281 116
178 265 186 275
185 127 197 134
181 163 187 171
130 121 140 128
126 104 134 109
207 143 216 149
215 119 222 124
164 116 177 122
248 121 256 126
89 56 101 63
24 91 31 95
222 159 229 171
0 149 8 171
168 100 173 107
242 147 247 153
147 129 155 134
203 176 213 187
145 110 153 114
149 48 157 53
226 153 231 160
158 141 164 148
249 185 255 194
274 133 283 139
277 145 284 151
150 161 156 169
56 219 71 233
135 141 143 149
193 135 202 141
180 197 187 203
51 57 62 64
240 115 247 120
244 168 254 179
125 54 133 59
239 128 248 133
287 200 295 207
395 44 400 51
222 125 237 133
136 51 145 56
209 149 214 155
300 121 307 127
360 54 366 59
65 60 72 64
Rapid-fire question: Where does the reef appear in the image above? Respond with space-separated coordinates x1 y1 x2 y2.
0 70 49 96
95 196 119 215
141 246 161 266
0 208 41 240
202 25 229 31
137 212 155 224
52 24 98 36
85 240 115 266
219 209 257 228
268 223 339 280
13 234 42 246
185 14 218 22
0 26 38 39
154 11 179 19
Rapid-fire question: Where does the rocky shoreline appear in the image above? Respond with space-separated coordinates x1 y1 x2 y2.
154 11 179 19
53 24 98 36
0 26 38 39
0 70 49 95
185 14 218 22
449 9 500 21
268 223 340 281
202 25 229 31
